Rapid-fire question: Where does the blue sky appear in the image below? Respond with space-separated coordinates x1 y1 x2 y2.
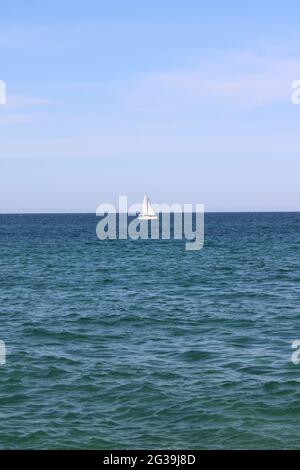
0 0 299 212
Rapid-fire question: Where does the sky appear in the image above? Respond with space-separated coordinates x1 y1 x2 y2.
0 0 300 212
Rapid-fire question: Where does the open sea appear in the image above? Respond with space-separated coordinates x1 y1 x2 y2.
0 212 300 449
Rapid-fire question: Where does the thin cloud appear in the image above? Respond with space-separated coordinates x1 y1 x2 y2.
5 95 50 109
117 52 300 113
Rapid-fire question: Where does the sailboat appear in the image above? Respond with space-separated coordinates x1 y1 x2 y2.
138 194 158 220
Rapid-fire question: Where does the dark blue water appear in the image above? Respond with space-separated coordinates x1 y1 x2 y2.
0 213 300 449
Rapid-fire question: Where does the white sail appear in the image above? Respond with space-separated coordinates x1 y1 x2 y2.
139 194 157 220
147 200 156 216
142 195 149 215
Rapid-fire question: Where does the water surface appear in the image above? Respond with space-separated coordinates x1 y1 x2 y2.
0 213 299 449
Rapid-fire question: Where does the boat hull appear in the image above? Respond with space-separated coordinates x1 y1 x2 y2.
138 215 158 220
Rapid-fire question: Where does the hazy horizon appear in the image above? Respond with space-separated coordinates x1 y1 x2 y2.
1 210 299 215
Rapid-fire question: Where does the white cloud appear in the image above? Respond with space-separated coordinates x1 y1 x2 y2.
116 51 300 113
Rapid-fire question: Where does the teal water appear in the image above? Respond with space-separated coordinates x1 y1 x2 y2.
0 212 300 449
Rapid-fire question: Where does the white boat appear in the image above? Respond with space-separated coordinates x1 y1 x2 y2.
138 194 158 220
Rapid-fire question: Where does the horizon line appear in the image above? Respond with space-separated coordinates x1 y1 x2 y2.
0 210 299 215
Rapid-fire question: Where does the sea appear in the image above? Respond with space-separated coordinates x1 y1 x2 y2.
0 212 299 449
